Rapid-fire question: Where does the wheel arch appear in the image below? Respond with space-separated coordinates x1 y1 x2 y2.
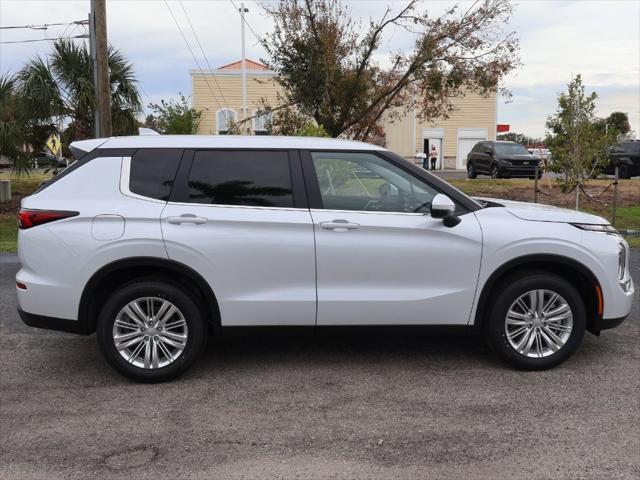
473 254 603 334
79 257 221 334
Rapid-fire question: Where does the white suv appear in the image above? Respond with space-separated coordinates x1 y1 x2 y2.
16 136 634 382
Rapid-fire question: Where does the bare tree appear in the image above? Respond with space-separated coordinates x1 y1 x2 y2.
261 0 519 140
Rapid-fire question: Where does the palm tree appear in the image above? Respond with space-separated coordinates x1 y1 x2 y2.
0 74 58 175
18 39 141 148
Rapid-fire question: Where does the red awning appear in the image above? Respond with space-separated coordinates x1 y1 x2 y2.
497 124 510 133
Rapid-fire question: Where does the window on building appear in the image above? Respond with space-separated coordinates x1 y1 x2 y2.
217 109 237 135
253 109 272 136
129 149 183 200
187 150 294 207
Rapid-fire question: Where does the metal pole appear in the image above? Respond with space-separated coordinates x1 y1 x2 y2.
88 12 99 138
240 3 248 134
534 164 539 203
91 0 112 138
612 165 619 227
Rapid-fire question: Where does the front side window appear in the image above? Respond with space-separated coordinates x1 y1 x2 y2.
129 149 183 200
217 109 237 135
311 152 439 214
187 150 294 207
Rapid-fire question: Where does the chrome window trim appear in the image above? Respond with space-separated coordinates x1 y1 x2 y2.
165 200 306 212
310 208 428 217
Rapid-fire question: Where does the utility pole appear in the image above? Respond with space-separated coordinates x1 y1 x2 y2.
90 0 112 138
239 3 249 134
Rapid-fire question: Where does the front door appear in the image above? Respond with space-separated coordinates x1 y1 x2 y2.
305 151 483 326
162 149 316 326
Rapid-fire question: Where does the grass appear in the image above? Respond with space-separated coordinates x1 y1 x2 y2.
0 171 52 195
0 214 17 253
610 205 640 248
0 171 53 254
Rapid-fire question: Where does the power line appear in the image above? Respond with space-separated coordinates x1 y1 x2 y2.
0 20 87 30
0 34 88 45
177 1 234 124
228 0 266 49
163 0 232 125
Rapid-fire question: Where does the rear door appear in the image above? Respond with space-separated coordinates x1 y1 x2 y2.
161 149 316 326
303 150 482 326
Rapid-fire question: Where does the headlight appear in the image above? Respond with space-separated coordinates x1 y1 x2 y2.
571 223 620 235
619 243 627 280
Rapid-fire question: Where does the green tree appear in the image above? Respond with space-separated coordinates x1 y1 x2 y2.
262 0 519 140
0 74 58 175
605 111 631 137
295 122 329 137
497 132 543 146
145 94 202 134
18 39 141 146
545 75 617 205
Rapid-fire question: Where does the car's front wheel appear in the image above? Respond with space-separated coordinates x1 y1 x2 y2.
490 164 501 179
484 272 586 370
97 280 207 382
467 162 477 179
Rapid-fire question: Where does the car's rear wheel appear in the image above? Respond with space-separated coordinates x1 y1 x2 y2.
490 164 501 179
467 162 477 179
97 280 207 382
484 272 586 370
619 164 630 179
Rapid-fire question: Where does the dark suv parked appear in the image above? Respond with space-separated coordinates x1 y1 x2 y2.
467 141 542 179
604 141 640 179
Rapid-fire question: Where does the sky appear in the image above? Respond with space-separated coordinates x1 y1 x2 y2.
1 0 639 138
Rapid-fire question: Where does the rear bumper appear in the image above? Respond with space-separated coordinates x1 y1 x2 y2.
18 308 90 335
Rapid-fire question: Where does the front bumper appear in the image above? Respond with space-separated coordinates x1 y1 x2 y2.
499 165 540 177
594 315 628 332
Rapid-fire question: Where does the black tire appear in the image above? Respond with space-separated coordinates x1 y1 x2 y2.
97 280 207 383
483 271 586 370
467 162 477 179
619 164 631 179
490 164 501 179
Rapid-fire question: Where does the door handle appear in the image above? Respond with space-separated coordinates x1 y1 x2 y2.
320 220 359 230
167 214 208 225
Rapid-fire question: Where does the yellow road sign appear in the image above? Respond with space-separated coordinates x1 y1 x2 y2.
46 134 61 155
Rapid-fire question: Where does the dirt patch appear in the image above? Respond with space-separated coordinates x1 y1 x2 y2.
451 178 640 220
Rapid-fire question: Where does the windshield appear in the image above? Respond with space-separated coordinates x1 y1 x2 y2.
494 143 530 155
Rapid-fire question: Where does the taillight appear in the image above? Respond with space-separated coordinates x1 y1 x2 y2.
17 209 79 229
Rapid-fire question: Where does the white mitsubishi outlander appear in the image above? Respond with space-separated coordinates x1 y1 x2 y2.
16 136 634 382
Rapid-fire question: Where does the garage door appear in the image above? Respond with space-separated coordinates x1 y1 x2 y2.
457 138 483 169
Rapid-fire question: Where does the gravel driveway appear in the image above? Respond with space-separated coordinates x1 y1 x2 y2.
1 252 638 479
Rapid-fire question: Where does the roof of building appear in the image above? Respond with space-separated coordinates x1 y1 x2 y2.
216 59 270 71
71 135 387 153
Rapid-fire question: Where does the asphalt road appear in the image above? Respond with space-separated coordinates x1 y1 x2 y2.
1 253 638 480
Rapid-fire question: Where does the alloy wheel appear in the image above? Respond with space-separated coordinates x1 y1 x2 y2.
504 289 573 358
112 297 188 369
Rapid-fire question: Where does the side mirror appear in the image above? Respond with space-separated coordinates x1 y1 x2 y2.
484 148 493 155
431 194 461 227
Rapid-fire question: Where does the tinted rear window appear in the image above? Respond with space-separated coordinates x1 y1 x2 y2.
187 150 293 207
129 149 183 200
